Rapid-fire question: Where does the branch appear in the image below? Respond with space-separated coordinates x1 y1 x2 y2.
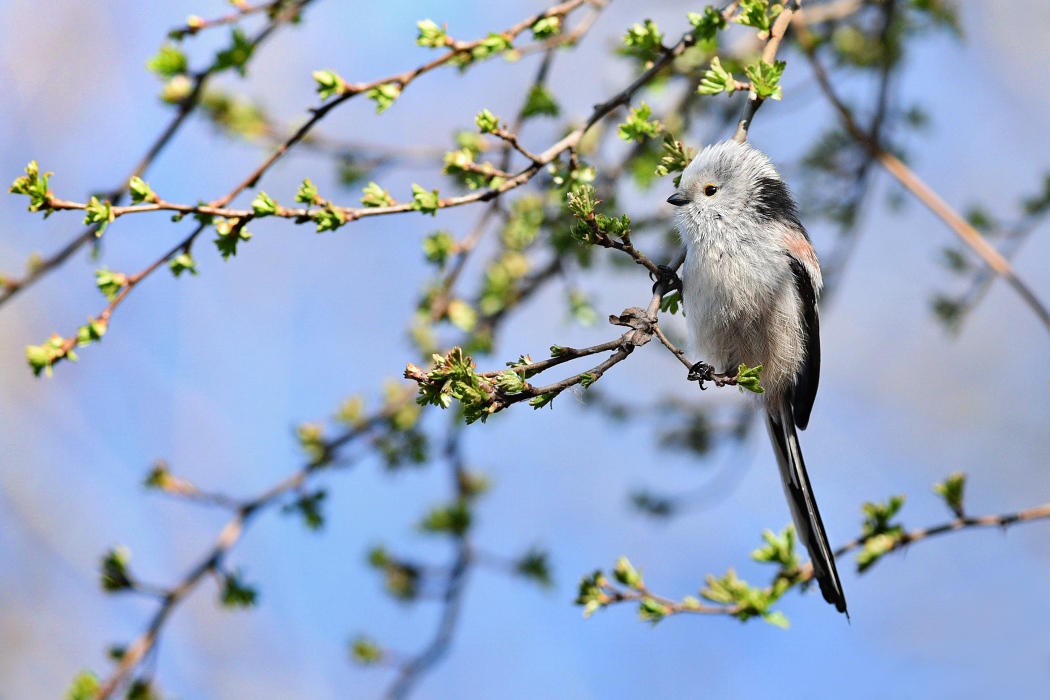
797 26 1050 334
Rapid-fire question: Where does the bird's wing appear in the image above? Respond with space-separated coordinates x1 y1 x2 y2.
787 253 820 431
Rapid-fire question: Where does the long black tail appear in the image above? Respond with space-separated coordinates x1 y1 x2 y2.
766 396 848 616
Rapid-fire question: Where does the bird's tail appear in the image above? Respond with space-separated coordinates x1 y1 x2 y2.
766 396 848 616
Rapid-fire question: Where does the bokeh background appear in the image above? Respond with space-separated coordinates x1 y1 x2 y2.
1 0 1049 698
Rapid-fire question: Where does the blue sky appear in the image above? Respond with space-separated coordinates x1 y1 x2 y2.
1 1 1049 698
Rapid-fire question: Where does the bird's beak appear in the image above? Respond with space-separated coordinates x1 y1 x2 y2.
666 192 690 207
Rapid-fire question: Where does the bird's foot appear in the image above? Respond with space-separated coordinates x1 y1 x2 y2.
687 361 715 389
650 264 682 296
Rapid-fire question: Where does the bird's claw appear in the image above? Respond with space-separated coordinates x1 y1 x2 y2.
688 361 715 389
650 264 682 296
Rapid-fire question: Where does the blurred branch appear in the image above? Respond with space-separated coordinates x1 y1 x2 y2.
95 396 413 699
798 25 1050 334
0 0 315 310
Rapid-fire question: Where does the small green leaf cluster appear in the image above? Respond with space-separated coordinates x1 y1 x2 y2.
688 6 727 44
566 185 630 246
521 84 560 119
735 0 783 35
65 671 101 700
745 59 786 100
443 148 505 191
654 135 695 187
350 636 385 665
933 472 966 518
83 196 115 235
129 176 158 204
220 569 258 608
575 570 611 618
475 109 500 134
410 184 441 215
76 317 107 347
214 28 255 77
100 546 133 592
419 500 472 536
515 548 553 588
617 102 662 142
407 347 498 424
857 495 906 572
9 161 52 213
547 159 596 197
735 363 764 393
416 19 450 48
213 218 252 259
25 334 73 378
531 16 561 40
313 69 347 99
698 56 739 96
423 230 456 267
367 545 421 600
251 191 279 217
360 181 395 208
701 568 788 628
453 33 513 68
366 82 401 113
283 490 327 530
620 20 664 64
200 89 271 139
147 43 188 78
169 252 198 277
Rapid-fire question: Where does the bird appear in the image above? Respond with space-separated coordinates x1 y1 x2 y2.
665 139 847 615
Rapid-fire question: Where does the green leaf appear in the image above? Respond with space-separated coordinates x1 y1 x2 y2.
751 525 798 570
744 59 786 100
736 363 764 393
698 56 738 96
416 19 448 48
146 43 188 78
531 16 562 40
469 33 512 62
529 392 556 409
410 184 440 216
83 196 115 235
933 472 966 517
95 268 128 301
129 176 158 204
214 28 255 76
213 218 251 260
220 569 258 608
423 230 456 266
475 109 500 134
168 252 198 277
522 84 560 118
9 161 52 212
75 317 107 347
283 490 327 530
618 101 662 142
446 299 478 332
360 181 395 208
763 610 790 629
350 636 385 665
612 556 643 588
312 202 347 232
688 6 727 42
515 548 553 587
735 0 783 34
251 191 278 217
419 501 472 536
654 135 695 187
621 19 664 63
575 570 609 618
296 178 320 205
366 82 401 113
65 671 101 700
100 546 133 592
638 596 669 623
25 334 70 378
313 69 346 99
660 290 682 315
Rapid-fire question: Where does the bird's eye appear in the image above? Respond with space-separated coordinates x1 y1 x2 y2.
704 184 718 197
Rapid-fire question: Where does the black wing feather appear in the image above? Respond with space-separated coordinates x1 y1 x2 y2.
788 256 820 431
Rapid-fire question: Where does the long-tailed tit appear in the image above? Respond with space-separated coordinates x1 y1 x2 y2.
667 140 847 615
